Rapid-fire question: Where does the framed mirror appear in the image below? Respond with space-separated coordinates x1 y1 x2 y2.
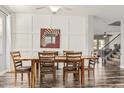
40 28 60 48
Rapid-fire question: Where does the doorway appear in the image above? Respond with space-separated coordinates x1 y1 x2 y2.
93 35 109 56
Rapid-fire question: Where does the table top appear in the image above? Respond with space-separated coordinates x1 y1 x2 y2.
14 55 98 61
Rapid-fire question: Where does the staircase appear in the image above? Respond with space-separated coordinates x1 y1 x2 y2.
101 33 121 66
105 45 120 66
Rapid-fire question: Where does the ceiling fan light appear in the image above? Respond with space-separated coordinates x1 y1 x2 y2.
103 32 107 38
103 35 107 38
48 6 60 13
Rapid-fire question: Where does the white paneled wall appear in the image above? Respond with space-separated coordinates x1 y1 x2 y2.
11 14 94 69
32 15 50 52
32 15 69 55
51 16 69 52
12 14 33 53
33 15 50 34
13 14 32 34
12 14 94 55
69 16 85 52
12 14 33 67
12 34 32 50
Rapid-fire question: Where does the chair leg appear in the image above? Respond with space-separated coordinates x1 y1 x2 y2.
36 63 39 80
73 73 76 80
21 73 23 81
14 72 17 86
66 73 68 81
63 70 65 81
53 71 56 86
78 70 80 81
78 73 80 81
88 70 90 79
57 63 59 70
40 73 43 87
93 69 95 77
28 72 30 87
53 71 56 81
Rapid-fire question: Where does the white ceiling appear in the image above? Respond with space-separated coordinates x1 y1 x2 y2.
3 5 121 35
4 5 124 20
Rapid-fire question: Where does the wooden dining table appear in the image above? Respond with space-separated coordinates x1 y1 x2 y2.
15 55 98 88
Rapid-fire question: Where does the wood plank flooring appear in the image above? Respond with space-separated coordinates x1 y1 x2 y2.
1 62 124 88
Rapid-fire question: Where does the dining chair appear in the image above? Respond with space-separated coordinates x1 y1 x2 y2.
43 51 59 69
38 52 56 87
84 59 96 78
63 52 82 81
63 50 74 55
10 51 31 87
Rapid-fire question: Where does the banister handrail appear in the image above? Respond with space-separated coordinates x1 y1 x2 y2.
101 33 121 50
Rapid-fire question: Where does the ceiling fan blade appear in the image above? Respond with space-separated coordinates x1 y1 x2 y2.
107 34 112 36
36 7 46 10
63 7 72 11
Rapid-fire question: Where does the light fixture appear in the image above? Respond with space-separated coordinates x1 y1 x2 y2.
103 32 107 38
48 6 61 14
103 34 107 38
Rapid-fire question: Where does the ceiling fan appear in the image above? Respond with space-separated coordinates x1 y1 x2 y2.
103 32 112 37
36 6 72 14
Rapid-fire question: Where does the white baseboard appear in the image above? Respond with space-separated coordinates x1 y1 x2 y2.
0 70 7 76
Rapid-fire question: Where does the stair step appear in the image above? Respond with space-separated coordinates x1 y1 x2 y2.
112 54 120 58
106 60 120 66
108 57 120 62
115 51 121 55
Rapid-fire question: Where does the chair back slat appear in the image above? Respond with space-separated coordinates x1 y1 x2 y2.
38 52 56 82
63 52 82 81
15 63 22 68
38 52 55 66
88 60 96 69
10 51 22 70
43 51 58 56
63 50 74 55
65 52 82 67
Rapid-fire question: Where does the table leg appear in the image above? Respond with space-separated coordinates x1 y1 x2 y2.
31 60 36 88
36 62 39 81
81 59 84 85
57 63 59 70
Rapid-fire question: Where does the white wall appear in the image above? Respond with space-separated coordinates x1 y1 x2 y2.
0 11 7 74
93 16 120 35
109 32 121 49
11 14 94 69
121 19 124 68
93 16 121 51
69 16 85 51
6 15 12 72
85 16 94 55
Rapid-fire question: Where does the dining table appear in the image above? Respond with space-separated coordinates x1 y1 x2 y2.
15 55 98 88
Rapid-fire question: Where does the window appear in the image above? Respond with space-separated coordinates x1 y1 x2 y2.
0 17 2 53
99 39 105 49
93 40 97 50
93 38 105 50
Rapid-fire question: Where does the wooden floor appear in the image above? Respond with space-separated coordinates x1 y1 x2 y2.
1 62 124 88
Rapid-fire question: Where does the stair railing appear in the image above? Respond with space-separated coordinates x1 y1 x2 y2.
101 33 121 63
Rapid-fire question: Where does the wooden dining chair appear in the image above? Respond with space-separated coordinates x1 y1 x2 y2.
10 51 31 87
38 52 56 87
63 52 82 81
43 51 59 69
63 50 74 55
84 59 96 78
